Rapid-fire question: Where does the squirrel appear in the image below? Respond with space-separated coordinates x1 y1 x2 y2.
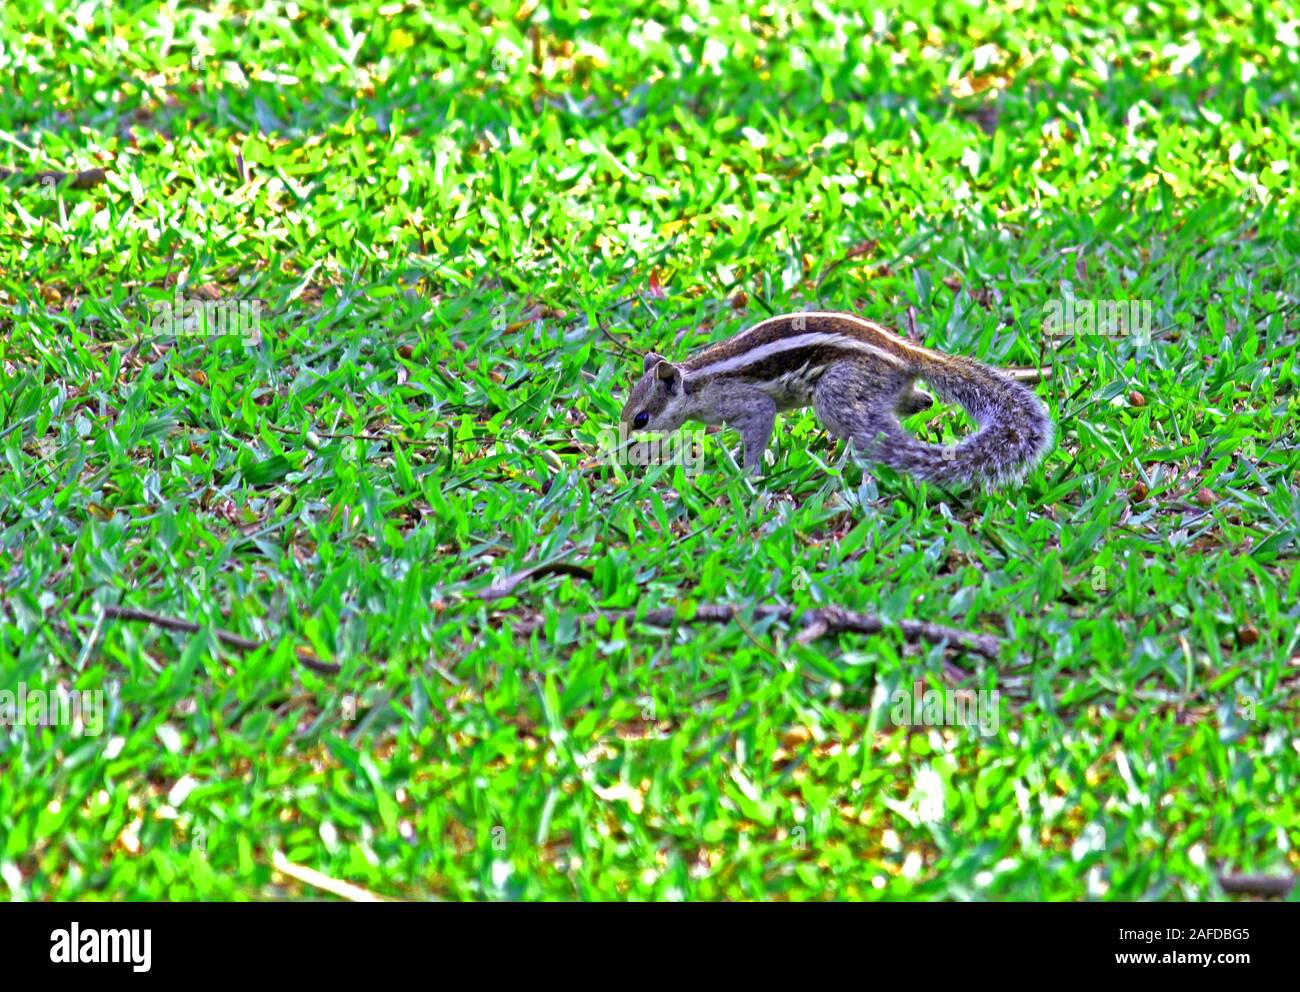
619 311 1053 488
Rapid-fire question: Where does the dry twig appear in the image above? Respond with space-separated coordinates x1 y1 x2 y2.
102 605 341 675
508 602 1000 658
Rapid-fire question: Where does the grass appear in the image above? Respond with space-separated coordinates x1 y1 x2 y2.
1 0 1298 901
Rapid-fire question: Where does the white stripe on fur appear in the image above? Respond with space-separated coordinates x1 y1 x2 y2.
745 312 930 357
689 330 907 379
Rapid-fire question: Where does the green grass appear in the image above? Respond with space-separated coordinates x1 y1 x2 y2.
1 0 1298 900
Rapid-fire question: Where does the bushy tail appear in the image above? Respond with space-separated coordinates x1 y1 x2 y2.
867 352 1054 489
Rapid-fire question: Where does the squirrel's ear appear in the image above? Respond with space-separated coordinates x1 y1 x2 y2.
653 360 682 392
642 351 664 373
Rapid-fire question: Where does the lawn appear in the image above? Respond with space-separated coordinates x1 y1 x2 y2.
1 0 1297 900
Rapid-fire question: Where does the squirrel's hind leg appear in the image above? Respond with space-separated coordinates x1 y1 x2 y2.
812 361 907 461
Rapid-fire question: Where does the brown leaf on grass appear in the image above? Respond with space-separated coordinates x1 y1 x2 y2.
781 726 813 749
86 502 115 521
845 239 878 260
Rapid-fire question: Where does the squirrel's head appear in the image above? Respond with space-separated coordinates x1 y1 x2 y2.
621 352 688 433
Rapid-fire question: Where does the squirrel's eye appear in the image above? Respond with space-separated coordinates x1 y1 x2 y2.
632 412 650 429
